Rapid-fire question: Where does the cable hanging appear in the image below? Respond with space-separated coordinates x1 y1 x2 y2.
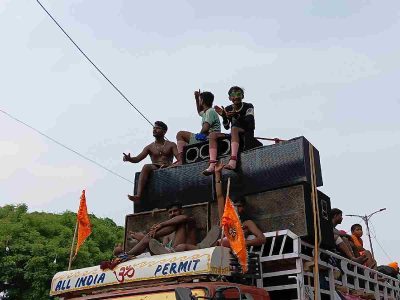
1 109 133 184
35 0 154 128
369 220 393 262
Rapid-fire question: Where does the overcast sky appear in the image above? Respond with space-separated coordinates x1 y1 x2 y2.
1 1 399 264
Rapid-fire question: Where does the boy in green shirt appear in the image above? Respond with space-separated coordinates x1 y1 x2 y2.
175 90 221 164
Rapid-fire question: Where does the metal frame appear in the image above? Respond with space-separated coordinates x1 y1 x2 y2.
248 230 400 300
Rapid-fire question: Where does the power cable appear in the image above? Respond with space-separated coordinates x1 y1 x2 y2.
35 0 154 128
369 220 393 262
1 109 134 184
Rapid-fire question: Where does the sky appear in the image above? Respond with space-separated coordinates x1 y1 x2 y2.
1 0 399 264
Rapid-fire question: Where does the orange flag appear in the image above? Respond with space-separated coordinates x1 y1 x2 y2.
221 196 248 273
74 190 92 256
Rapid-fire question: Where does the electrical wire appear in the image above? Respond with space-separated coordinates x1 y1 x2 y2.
35 0 154 128
1 109 134 184
369 220 393 262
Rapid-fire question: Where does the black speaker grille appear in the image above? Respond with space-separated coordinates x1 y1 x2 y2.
133 136 323 212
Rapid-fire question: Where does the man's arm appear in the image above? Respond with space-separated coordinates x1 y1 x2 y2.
244 104 255 130
158 215 193 229
123 146 149 163
244 220 266 247
194 90 202 114
171 142 179 161
200 122 211 134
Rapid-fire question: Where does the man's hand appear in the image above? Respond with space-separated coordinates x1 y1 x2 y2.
194 89 201 100
225 110 237 118
123 153 132 162
214 105 225 116
149 223 163 237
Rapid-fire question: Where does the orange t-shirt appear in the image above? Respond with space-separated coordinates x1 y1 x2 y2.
351 235 364 250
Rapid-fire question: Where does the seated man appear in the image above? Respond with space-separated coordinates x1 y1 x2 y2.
215 163 266 247
175 90 221 164
331 208 366 264
377 262 399 279
123 121 178 203
171 162 266 253
350 223 377 269
203 86 255 175
125 201 197 256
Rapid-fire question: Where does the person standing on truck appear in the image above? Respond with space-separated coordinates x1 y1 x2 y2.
123 121 178 203
125 201 197 256
175 90 221 164
203 86 255 175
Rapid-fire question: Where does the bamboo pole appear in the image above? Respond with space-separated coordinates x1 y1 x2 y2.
68 220 78 271
218 177 231 278
309 144 321 300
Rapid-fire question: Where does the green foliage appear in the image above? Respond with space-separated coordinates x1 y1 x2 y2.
0 204 124 299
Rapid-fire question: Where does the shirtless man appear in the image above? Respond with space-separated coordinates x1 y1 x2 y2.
123 121 178 203
126 201 197 256
214 163 266 248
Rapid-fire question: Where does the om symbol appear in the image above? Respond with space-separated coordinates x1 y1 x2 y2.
113 265 135 283
228 226 237 240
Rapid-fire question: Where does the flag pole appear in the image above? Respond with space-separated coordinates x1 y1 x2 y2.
226 177 231 198
218 177 231 278
68 220 78 270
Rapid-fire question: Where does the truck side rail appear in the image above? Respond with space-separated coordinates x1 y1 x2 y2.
248 230 400 300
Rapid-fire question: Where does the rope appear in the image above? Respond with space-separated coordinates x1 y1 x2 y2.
35 0 154 128
0 109 134 184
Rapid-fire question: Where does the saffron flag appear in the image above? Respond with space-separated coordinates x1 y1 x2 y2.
221 196 248 273
74 190 92 256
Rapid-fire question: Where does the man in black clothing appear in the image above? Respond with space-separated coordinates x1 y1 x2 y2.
203 86 255 175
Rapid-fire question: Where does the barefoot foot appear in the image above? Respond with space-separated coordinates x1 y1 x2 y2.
224 157 237 170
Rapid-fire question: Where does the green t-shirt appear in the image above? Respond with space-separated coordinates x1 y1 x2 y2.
199 108 221 133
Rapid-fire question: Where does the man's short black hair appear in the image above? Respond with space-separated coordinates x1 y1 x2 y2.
351 223 362 232
228 86 244 96
166 201 183 210
200 91 214 107
232 194 246 206
330 208 342 219
154 121 168 131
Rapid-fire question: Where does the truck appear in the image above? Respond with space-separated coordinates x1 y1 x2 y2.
51 137 400 299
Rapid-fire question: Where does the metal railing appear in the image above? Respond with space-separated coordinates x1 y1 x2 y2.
248 230 400 300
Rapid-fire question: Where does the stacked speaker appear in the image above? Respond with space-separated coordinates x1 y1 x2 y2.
129 136 334 249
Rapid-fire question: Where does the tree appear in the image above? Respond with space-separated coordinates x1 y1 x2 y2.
0 204 124 299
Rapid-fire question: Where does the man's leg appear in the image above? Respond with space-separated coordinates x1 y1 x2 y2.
363 250 377 269
203 132 225 175
337 242 366 264
128 164 158 203
176 131 192 164
224 127 244 170
127 234 151 256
